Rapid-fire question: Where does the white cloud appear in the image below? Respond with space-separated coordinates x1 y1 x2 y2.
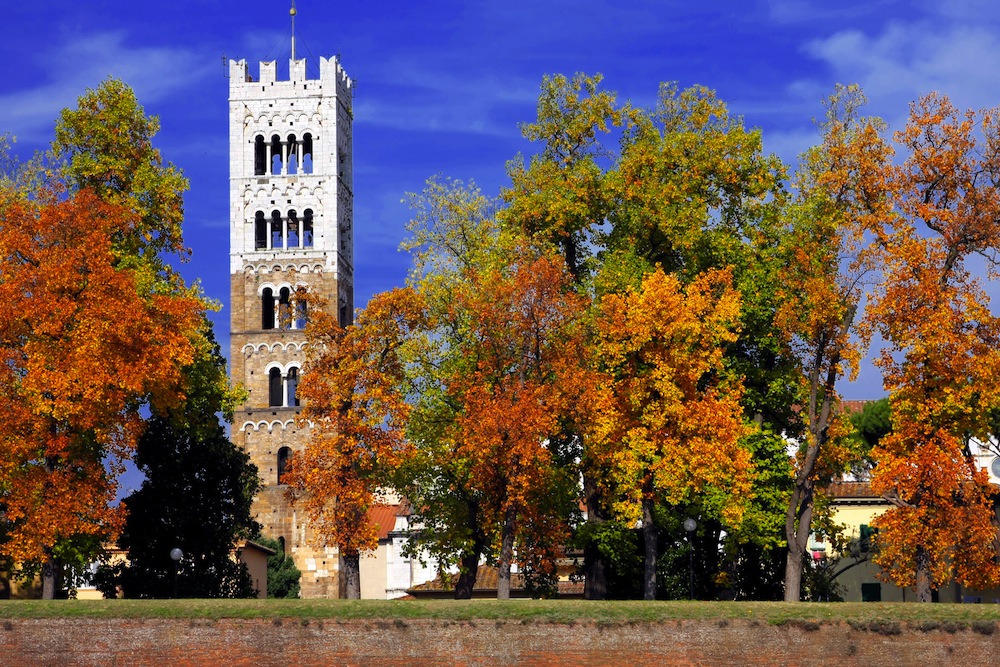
0 31 213 145
802 20 1000 125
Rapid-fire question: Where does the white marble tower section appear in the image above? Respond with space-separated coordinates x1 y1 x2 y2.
229 56 353 598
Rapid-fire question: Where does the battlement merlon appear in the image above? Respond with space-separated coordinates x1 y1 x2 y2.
228 57 353 103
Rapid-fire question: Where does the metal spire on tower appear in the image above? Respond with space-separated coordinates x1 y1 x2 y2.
290 1 297 61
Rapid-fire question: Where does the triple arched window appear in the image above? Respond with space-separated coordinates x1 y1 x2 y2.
254 133 314 176
267 365 301 408
254 209 314 250
261 286 308 330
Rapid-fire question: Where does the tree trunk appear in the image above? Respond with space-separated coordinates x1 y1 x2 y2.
341 550 361 599
642 498 657 600
582 471 608 600
454 547 480 600
783 483 813 602
455 498 485 600
41 552 59 600
915 545 932 603
497 506 517 600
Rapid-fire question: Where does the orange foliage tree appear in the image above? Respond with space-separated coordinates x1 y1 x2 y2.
587 267 752 600
381 178 588 599
445 247 588 599
864 93 1000 601
287 288 425 599
775 85 895 601
0 190 202 598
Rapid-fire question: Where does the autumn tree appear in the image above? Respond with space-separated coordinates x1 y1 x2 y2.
505 76 794 599
0 81 206 599
586 268 752 599
775 85 894 602
288 288 424 599
864 93 1000 601
392 178 586 599
504 73 627 597
0 191 202 598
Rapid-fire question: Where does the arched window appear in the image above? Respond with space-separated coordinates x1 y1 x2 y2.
261 288 275 330
293 296 308 330
269 135 283 174
303 209 314 248
278 287 291 329
277 447 292 484
287 134 299 175
254 211 267 250
254 136 266 176
287 367 299 407
270 210 283 249
287 210 299 248
302 133 314 174
269 368 283 407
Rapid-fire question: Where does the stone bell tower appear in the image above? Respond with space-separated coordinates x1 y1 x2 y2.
228 55 353 598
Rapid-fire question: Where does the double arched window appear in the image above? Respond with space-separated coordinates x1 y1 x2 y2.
254 133 314 176
267 365 301 408
261 286 308 331
254 209 314 250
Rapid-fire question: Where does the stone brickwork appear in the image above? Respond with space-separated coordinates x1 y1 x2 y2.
229 56 354 598
3 617 1000 666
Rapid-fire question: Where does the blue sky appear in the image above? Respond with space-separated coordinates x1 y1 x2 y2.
5 0 1000 400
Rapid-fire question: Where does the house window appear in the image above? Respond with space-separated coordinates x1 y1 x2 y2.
861 583 881 602
277 447 292 484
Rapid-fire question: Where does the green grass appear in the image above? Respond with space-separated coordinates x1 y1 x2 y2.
3 599 1000 629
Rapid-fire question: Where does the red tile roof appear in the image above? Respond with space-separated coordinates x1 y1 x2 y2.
366 504 402 541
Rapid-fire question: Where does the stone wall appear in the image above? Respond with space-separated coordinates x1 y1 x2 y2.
2 617 998 666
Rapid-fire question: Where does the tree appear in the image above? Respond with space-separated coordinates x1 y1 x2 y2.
288 288 423 599
53 77 189 275
0 80 206 599
774 84 894 602
865 93 1000 601
0 191 202 598
253 535 301 599
586 268 752 599
389 178 586 599
99 324 260 599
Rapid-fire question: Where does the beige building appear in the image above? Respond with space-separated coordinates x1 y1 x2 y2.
228 55 354 598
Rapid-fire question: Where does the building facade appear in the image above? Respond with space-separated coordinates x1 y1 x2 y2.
228 56 354 598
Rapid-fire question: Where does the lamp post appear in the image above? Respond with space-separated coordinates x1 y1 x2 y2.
170 548 183 598
683 518 697 600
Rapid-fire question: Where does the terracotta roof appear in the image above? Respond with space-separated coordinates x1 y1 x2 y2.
839 400 871 415
826 482 880 499
366 504 403 541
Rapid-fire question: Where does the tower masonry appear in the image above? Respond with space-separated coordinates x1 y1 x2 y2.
229 56 353 598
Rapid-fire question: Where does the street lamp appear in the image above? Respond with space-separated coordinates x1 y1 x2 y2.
683 518 697 600
170 547 183 598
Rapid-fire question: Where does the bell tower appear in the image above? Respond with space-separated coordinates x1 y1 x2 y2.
228 54 353 598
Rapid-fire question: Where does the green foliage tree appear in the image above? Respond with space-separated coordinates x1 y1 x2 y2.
96 324 261 599
253 535 301 599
